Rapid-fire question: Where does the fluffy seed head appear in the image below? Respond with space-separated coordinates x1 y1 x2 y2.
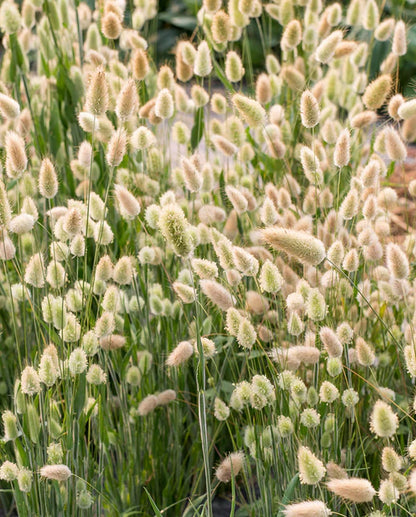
370 400 398 438
327 478 375 503
200 279 233 311
166 341 194 367
85 67 108 116
155 88 174 119
194 41 212 77
0 93 20 119
215 452 244 483
363 75 392 110
300 90 320 128
5 131 27 177
262 227 326 266
158 203 193 257
232 94 266 128
283 501 331 517
298 446 326 485
40 465 72 481
39 158 58 199
392 21 407 56
333 129 351 168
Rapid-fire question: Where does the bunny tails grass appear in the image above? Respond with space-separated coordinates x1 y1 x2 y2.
1 0 416 515
262 228 326 266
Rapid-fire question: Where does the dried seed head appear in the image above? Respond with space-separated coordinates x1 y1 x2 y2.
5 131 27 178
175 42 193 82
40 464 72 482
398 98 416 120
101 12 122 39
215 452 244 483
116 79 138 120
0 179 11 228
200 279 233 311
392 20 407 56
327 478 375 503
106 128 127 167
114 184 140 218
333 129 351 168
132 49 150 80
39 158 58 199
320 326 343 358
300 146 323 184
85 67 108 117
281 65 305 90
0 93 20 119
385 127 407 162
386 243 409 279
283 501 331 517
203 0 222 14
375 18 395 41
166 341 194 367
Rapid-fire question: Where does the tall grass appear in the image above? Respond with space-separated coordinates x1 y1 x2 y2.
0 0 415 516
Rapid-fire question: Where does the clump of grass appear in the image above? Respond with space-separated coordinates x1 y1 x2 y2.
0 0 415 516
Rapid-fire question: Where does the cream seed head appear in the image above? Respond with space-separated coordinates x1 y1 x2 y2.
39 158 58 199
200 279 233 311
327 478 375 503
363 74 392 110
315 30 343 64
232 94 266 128
298 446 326 485
158 203 194 258
225 51 245 82
5 131 27 178
300 90 320 128
262 227 326 266
333 129 351 168
194 41 212 77
370 400 398 438
392 21 407 56
0 93 20 119
85 67 108 117
155 88 174 119
40 464 72 482
166 341 194 367
283 501 331 517
215 452 244 482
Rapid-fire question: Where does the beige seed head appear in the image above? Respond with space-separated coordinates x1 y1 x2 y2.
101 12 122 39
215 452 244 483
85 67 108 116
39 158 58 199
327 478 375 503
263 227 326 266
363 74 392 110
39 465 72 482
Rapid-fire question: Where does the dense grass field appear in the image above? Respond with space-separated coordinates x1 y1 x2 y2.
0 0 416 515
